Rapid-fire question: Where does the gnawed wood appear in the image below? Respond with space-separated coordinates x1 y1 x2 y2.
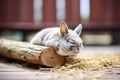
0 39 65 67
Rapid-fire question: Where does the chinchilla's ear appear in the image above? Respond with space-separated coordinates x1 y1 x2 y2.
74 24 82 35
60 21 69 37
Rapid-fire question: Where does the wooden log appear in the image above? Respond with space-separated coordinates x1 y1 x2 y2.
0 39 65 67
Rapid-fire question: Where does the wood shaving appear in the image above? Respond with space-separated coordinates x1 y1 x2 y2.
51 51 120 80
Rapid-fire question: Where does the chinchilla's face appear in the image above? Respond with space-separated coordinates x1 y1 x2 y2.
57 21 83 56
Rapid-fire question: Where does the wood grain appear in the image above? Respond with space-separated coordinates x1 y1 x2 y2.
0 39 65 67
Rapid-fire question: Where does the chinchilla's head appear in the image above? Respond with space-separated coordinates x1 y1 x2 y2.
57 21 83 56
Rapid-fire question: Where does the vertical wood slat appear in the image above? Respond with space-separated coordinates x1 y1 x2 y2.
1 0 20 22
20 0 33 22
0 0 33 23
42 0 56 23
90 0 120 23
113 0 120 22
0 0 6 22
65 0 80 24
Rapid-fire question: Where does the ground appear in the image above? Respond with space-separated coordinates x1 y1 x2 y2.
0 46 120 80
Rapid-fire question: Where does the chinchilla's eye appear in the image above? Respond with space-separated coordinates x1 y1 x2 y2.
67 39 75 44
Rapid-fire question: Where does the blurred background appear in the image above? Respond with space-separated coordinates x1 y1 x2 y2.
0 0 120 46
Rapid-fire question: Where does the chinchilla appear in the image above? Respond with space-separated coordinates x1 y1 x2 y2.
30 21 83 56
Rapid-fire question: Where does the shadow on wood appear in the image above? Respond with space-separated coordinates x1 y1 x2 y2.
0 39 65 67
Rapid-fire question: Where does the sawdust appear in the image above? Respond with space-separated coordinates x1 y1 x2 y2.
51 51 120 80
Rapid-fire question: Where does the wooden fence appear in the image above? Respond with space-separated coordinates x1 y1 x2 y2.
0 0 120 29
0 0 120 44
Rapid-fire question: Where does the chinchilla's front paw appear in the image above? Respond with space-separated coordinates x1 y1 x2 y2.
53 43 60 51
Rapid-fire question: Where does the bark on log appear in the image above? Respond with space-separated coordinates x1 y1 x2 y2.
0 39 65 67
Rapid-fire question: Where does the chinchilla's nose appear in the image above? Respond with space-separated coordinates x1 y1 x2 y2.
73 47 79 54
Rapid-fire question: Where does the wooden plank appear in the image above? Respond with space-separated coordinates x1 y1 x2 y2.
0 60 20 68
0 68 24 72
0 0 33 22
0 72 53 80
0 69 120 80
65 0 80 24
0 56 53 80
42 0 56 23
0 22 120 31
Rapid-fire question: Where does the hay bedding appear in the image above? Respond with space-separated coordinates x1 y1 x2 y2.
50 51 120 80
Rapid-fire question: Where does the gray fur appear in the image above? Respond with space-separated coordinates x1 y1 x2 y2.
30 21 83 56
